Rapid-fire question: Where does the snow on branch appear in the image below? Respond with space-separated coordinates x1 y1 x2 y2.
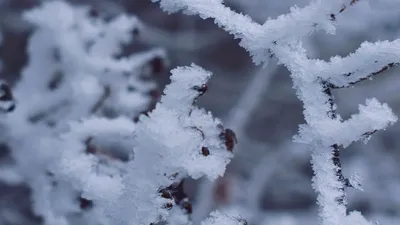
324 40 400 88
105 64 235 225
296 98 397 148
153 0 349 64
56 116 134 201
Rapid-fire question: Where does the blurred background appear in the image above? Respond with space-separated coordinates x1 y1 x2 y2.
0 0 400 224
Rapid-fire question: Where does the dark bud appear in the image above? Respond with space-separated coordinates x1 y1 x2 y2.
201 147 210 156
0 82 14 102
181 198 192 214
159 189 173 199
48 71 63 90
88 8 99 18
84 137 96 154
219 128 238 152
330 14 336 21
350 0 359 5
79 197 93 210
0 82 15 113
149 57 164 74
149 90 161 99
193 84 208 97
164 202 173 209
132 27 140 37
5 104 15 113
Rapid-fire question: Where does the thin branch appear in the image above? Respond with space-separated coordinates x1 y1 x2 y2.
322 82 350 205
329 62 400 89
90 85 111 114
330 0 360 21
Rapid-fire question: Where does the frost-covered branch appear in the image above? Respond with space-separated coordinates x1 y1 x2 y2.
105 64 235 225
153 0 400 224
153 0 348 64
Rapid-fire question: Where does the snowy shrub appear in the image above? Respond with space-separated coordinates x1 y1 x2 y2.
1 0 400 225
0 1 238 225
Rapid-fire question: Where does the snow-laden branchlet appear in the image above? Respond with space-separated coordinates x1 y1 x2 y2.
103 64 234 225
